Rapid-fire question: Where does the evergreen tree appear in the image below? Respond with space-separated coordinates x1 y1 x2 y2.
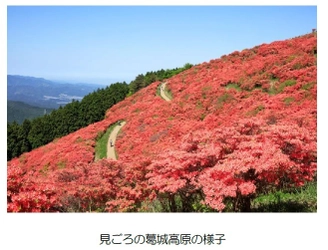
19 119 32 153
7 121 21 159
130 74 145 93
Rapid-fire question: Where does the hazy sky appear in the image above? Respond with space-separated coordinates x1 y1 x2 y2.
7 5 317 85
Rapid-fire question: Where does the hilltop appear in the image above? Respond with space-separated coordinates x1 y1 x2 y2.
7 33 317 212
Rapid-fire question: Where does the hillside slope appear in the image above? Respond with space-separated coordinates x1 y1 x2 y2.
7 33 317 212
7 100 54 124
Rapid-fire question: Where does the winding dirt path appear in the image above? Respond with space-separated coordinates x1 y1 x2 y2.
107 121 126 160
160 82 171 101
107 82 170 160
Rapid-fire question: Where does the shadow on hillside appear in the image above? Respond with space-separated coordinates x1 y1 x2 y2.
251 200 316 212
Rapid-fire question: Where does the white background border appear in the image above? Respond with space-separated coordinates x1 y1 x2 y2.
1 1 326 250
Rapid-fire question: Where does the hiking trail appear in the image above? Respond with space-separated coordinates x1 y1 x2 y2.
160 82 172 101
107 121 126 160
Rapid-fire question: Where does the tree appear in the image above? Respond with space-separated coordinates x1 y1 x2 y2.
7 121 21 159
19 119 32 153
129 74 145 94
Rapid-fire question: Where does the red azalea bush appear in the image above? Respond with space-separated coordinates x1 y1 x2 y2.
144 118 316 212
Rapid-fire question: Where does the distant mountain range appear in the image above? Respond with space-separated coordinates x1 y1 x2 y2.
7 75 107 123
7 75 105 109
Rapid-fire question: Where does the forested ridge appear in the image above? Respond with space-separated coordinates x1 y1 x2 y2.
7 33 317 212
7 100 54 124
7 64 193 160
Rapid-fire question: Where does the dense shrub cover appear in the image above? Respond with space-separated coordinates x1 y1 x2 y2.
7 33 317 212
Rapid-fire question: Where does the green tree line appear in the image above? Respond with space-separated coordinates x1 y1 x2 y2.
129 63 193 94
7 82 129 159
7 63 193 160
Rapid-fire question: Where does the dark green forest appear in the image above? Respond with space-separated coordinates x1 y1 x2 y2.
7 63 193 160
7 100 54 124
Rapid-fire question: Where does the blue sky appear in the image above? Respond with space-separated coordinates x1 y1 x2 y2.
7 5 317 85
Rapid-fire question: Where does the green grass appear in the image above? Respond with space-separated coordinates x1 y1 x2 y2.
156 84 161 96
217 92 235 108
200 113 206 121
196 100 203 109
57 160 67 169
266 78 297 95
139 181 317 212
94 125 115 160
226 83 241 91
252 181 317 212
301 82 315 91
164 88 173 100
283 96 295 105
246 104 265 116
278 79 297 92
